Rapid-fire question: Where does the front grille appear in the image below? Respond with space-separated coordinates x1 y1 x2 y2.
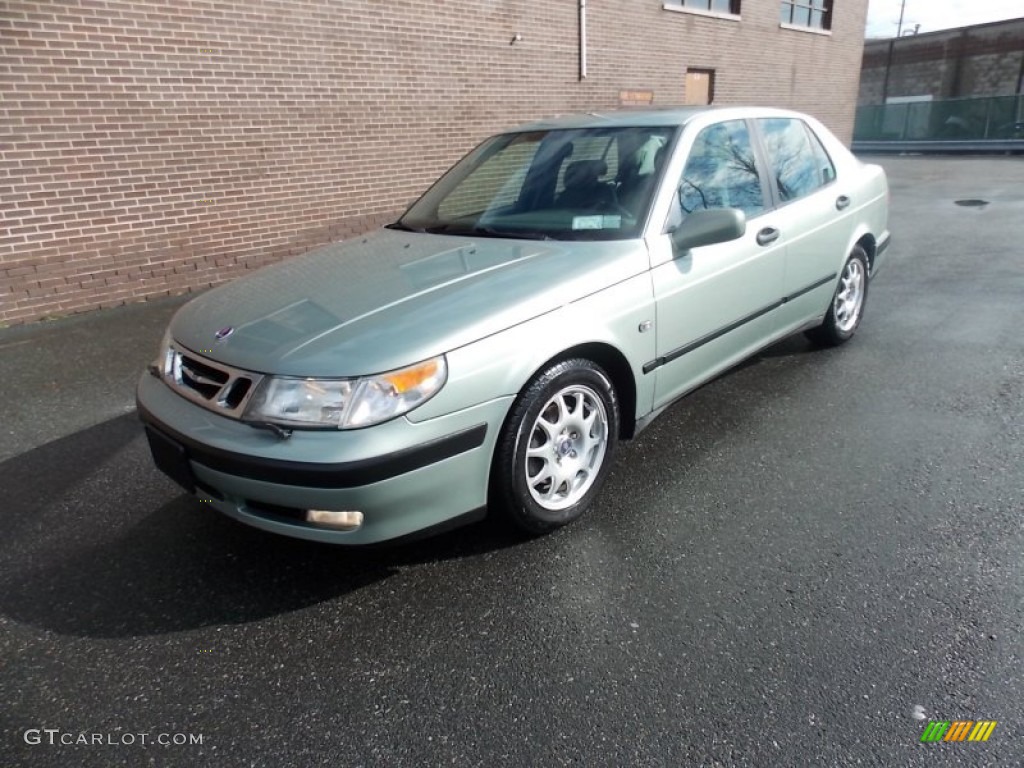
179 355 228 398
163 341 263 419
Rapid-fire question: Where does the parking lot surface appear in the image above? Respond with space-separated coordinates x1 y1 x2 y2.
2 155 1022 766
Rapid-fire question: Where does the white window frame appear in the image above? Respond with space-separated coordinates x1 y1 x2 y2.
663 0 741 23
779 0 833 35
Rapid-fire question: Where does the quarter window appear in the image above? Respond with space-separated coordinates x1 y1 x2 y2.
779 0 831 30
805 124 837 186
674 120 764 221
758 118 834 203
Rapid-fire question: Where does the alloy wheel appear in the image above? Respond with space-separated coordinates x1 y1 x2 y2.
833 258 865 333
523 384 609 511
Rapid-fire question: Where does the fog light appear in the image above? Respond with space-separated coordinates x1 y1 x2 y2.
305 509 363 531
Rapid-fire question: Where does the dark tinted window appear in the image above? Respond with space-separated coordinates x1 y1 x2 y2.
676 120 764 219
758 117 832 203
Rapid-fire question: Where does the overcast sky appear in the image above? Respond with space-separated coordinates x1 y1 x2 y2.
865 0 1023 38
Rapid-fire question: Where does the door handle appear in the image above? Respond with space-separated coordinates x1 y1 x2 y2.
756 227 780 246
836 195 851 210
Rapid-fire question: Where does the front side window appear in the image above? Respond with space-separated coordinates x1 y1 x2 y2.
758 118 833 203
779 0 831 30
673 120 765 223
399 126 677 241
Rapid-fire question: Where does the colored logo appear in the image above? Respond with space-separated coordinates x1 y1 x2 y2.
214 326 234 341
920 720 997 743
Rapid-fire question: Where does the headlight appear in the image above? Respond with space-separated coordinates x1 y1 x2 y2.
243 356 447 429
152 329 173 375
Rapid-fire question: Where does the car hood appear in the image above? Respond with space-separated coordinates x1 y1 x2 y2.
169 228 646 376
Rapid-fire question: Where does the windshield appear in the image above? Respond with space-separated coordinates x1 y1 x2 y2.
396 126 678 241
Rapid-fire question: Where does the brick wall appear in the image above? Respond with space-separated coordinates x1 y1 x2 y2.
2 0 869 324
859 18 1024 105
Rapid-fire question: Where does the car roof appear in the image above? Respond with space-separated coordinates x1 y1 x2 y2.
508 106 807 132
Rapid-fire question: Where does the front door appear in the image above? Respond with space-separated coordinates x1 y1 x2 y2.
648 119 785 409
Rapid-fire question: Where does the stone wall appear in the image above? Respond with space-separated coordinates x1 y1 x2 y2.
859 18 1024 105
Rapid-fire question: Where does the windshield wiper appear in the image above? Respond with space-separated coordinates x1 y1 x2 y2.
403 222 555 241
468 225 554 241
416 223 501 237
419 223 464 235
386 221 426 233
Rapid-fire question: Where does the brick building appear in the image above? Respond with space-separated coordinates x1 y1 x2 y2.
859 17 1024 105
2 0 870 325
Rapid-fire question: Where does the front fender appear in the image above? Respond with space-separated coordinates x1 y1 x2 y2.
408 270 657 425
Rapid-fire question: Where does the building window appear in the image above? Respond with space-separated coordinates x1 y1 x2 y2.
779 1 831 31
666 1 741 17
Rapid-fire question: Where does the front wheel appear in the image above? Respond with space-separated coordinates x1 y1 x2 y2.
806 246 870 347
490 359 619 535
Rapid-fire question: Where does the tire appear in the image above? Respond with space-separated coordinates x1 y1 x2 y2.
490 358 620 535
805 246 870 347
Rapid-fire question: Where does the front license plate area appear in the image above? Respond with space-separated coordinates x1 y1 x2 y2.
145 426 196 494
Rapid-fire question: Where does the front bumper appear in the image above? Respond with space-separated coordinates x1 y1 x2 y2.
137 371 511 544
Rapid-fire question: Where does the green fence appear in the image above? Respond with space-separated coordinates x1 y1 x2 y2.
854 95 1024 142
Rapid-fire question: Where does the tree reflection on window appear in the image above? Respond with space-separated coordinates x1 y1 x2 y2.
678 121 764 217
759 118 830 202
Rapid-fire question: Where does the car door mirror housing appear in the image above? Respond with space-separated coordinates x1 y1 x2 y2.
670 208 747 252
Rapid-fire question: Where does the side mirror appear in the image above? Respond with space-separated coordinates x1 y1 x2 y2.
670 208 746 252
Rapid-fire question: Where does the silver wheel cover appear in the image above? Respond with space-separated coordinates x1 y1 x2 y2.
523 384 609 511
834 257 866 333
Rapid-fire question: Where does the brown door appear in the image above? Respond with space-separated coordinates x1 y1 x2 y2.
684 69 715 105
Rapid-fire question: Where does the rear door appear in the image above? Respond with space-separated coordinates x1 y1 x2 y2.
754 117 854 330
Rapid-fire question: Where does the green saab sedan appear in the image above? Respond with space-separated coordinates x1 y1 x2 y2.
137 107 890 544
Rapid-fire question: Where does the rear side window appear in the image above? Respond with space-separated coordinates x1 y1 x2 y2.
676 119 765 219
758 117 834 203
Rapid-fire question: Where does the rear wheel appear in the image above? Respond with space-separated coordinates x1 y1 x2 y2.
806 246 869 346
490 359 619 535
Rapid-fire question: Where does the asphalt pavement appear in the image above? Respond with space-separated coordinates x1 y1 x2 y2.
1 155 1022 767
